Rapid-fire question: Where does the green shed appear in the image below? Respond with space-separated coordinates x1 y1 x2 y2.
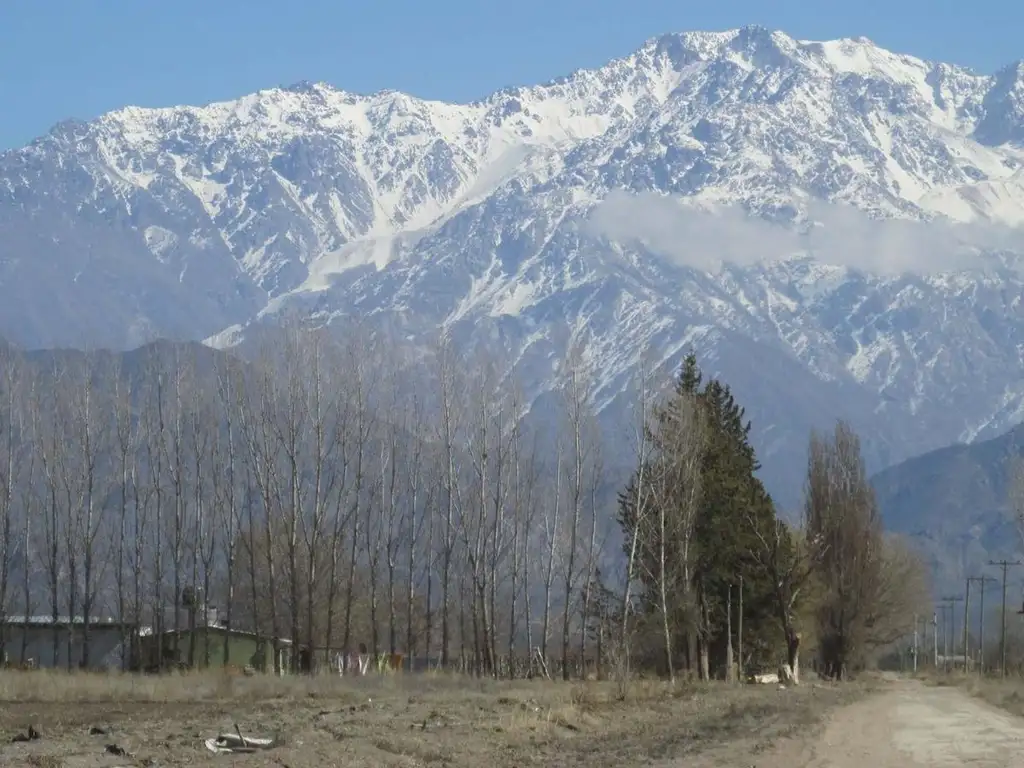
140 626 292 672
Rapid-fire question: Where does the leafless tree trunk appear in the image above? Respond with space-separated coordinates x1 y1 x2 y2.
459 354 507 677
805 420 926 677
541 439 562 666
20 453 37 662
161 352 191 664
380 357 404 657
435 333 462 669
241 357 285 673
630 381 706 683
0 347 22 657
142 351 169 668
485 372 520 678
618 352 662 685
404 393 428 666
32 361 65 668
299 331 341 669
422 479 438 668
189 376 216 667
112 361 137 669
506 393 526 671
340 327 376 663
268 323 312 672
53 362 89 671
559 341 598 680
579 442 603 673
365 464 385 656
214 356 243 666
322 365 354 668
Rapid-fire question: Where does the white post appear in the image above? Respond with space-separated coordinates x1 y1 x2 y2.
913 613 918 673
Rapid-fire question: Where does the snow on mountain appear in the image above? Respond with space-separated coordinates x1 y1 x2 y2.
3 25 1024 505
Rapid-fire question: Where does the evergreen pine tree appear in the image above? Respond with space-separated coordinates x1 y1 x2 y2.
617 352 785 678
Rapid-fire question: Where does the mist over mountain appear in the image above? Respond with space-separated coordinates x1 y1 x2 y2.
3 26 1024 508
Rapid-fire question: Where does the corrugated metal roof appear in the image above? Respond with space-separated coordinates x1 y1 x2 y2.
1 615 149 630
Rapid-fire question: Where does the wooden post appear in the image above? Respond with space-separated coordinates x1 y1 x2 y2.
737 576 743 682
725 584 734 682
912 613 918 673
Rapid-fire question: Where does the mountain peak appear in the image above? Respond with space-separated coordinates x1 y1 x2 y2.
1 25 1024 525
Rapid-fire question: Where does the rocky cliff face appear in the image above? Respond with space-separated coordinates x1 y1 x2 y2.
3 26 1024 505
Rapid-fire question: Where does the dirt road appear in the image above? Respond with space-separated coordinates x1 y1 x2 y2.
752 678 1024 767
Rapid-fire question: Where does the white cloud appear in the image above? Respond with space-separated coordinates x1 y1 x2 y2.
584 191 1024 275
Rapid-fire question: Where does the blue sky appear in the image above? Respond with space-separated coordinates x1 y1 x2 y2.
1 0 1021 150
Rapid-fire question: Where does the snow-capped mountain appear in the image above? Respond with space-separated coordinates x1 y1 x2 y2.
3 26 1024 506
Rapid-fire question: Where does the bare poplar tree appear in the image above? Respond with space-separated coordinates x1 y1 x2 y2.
557 340 599 680
298 329 341 667
339 325 377 663
617 350 664 684
805 420 897 678
188 370 216 666
214 354 244 665
434 332 463 668
459 352 506 676
111 358 138 668
0 346 22 656
403 389 429 665
140 350 170 666
486 369 523 677
646 383 705 683
237 341 285 673
322 346 355 667
505 380 531 671
31 359 72 667
540 438 563 669
162 350 192 662
378 348 413 658
579 439 604 673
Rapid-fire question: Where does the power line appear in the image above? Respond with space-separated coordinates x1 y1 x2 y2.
988 560 1022 677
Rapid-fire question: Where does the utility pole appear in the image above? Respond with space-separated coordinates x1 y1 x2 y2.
988 560 1022 677
969 575 997 674
932 611 938 668
964 578 971 671
940 596 963 671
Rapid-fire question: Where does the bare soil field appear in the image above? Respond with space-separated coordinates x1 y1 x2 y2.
0 671 868 767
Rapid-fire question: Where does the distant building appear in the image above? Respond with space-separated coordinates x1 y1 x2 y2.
138 608 292 673
0 615 149 670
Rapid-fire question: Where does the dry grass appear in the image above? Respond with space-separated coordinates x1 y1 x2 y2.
0 666 418 703
923 669 1024 717
0 670 872 767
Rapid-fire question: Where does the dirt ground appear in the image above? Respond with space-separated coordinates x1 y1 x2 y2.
12 672 1021 767
721 675 1024 768
0 671 867 768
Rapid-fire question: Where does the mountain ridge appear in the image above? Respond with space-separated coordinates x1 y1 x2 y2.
872 419 1024 594
3 26 1024 507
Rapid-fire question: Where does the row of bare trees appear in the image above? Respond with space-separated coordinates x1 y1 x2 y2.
0 327 929 681
0 327 616 676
